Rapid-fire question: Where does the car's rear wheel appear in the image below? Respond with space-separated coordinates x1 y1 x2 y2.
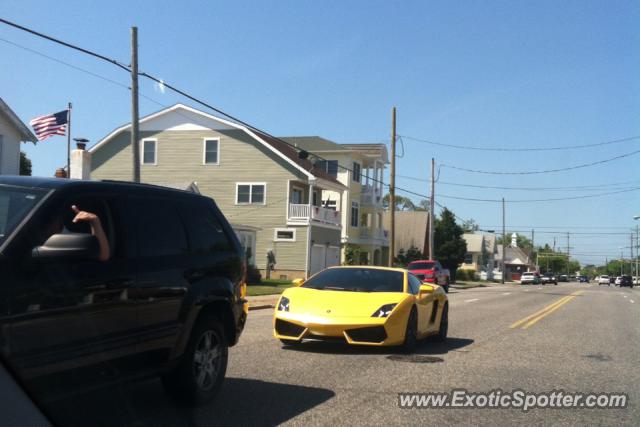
435 303 448 342
162 315 228 405
401 308 418 353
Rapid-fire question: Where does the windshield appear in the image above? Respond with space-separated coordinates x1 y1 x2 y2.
0 186 46 246
408 262 435 270
302 268 404 293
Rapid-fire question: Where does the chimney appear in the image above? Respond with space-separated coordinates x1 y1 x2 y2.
70 140 92 180
54 168 67 178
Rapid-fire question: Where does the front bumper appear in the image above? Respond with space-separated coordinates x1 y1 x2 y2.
273 312 405 346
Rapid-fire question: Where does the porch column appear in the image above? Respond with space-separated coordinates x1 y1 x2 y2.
308 183 314 222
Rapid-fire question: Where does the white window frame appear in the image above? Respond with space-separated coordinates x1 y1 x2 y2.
235 182 267 205
140 138 158 165
202 137 220 165
274 228 297 242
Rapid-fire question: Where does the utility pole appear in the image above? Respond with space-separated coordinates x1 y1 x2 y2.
429 157 435 260
501 197 505 284
631 233 634 277
636 225 639 280
531 229 535 270
388 107 396 266
131 26 140 183
66 102 72 178
566 232 570 277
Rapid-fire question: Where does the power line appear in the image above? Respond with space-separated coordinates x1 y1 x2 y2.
399 134 640 152
441 150 640 175
397 174 640 192
0 17 130 72
436 187 640 203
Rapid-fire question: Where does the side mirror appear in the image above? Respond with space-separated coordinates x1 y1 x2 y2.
292 278 305 287
419 284 435 296
32 233 99 260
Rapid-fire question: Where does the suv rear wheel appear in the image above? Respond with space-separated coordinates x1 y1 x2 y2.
162 315 228 405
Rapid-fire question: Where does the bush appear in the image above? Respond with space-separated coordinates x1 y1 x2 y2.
246 265 262 284
456 269 476 281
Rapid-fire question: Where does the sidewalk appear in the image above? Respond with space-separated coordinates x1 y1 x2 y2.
247 294 280 311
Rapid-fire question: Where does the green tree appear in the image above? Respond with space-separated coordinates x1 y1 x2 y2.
343 244 361 265
434 208 467 282
461 218 480 233
394 245 424 266
20 151 32 176
415 199 430 212
382 194 416 211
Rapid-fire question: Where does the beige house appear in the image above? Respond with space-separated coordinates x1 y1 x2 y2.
89 104 346 279
281 137 389 266
0 98 36 175
459 233 497 279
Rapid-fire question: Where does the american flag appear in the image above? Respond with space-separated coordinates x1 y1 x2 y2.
29 110 68 141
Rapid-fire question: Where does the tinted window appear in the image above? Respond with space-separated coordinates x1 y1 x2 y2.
408 274 422 294
179 202 232 254
0 186 46 245
136 199 187 257
302 268 404 293
408 262 435 270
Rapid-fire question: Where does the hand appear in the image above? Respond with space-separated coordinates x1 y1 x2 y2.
71 205 100 226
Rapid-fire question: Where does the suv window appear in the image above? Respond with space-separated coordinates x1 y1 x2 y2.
136 198 188 257
408 274 422 295
179 201 232 254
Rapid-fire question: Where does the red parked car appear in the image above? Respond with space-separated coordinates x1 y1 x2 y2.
407 260 450 293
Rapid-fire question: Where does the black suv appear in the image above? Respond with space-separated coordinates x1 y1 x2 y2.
620 275 634 288
0 177 247 407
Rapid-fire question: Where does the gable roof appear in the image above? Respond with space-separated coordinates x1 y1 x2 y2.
280 136 349 152
497 245 532 266
89 104 344 188
0 98 37 143
463 233 484 253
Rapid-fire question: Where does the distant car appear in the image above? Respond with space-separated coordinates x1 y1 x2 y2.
615 276 623 286
598 275 610 286
541 274 558 285
579 276 589 283
558 275 569 282
407 260 450 293
634 277 639 285
619 276 633 288
609 276 616 284
520 272 541 285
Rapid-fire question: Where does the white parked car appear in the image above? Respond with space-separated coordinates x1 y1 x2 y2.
615 276 622 285
598 275 610 286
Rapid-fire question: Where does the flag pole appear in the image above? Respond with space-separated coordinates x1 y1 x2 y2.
67 102 72 178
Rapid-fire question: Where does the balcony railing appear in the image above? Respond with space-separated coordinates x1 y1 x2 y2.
359 227 388 241
361 184 383 206
288 203 341 226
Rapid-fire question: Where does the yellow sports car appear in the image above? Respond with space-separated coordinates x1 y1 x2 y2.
273 266 448 351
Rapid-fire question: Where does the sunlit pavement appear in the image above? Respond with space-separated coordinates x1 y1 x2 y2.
52 282 640 426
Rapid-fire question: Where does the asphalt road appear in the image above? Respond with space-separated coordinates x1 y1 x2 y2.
52 282 640 426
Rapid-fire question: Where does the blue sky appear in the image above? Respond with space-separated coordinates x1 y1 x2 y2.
2 0 639 266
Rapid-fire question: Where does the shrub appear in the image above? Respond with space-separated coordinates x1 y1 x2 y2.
246 264 262 284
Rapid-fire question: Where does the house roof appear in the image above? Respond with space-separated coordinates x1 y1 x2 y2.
0 98 37 143
462 233 483 253
497 246 532 266
280 136 348 152
89 104 344 189
382 211 429 256
484 233 497 253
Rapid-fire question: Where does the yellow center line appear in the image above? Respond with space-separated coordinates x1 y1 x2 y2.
510 290 584 330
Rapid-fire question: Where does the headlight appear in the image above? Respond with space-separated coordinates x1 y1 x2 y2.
278 296 290 312
372 303 397 318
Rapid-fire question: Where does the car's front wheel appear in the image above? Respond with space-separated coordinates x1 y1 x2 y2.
401 309 418 353
162 315 228 405
435 303 448 342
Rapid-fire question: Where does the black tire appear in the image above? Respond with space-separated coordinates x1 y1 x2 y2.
435 303 448 342
401 308 418 353
162 315 228 406
279 338 300 346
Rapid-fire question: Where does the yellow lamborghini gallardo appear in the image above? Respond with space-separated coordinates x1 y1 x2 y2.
273 266 448 351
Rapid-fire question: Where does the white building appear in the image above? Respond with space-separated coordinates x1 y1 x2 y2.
0 98 36 175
